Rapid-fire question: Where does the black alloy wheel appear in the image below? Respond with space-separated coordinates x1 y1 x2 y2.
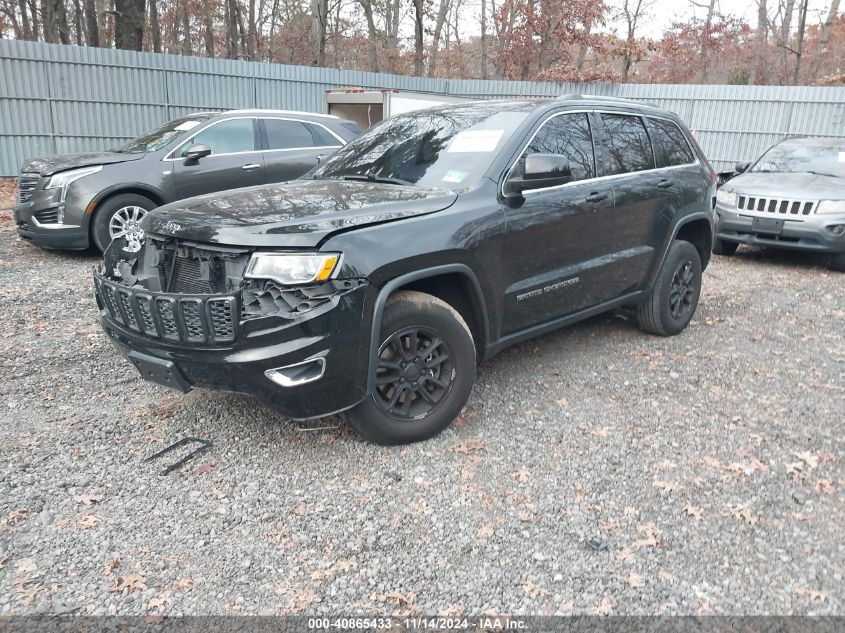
374 326 455 420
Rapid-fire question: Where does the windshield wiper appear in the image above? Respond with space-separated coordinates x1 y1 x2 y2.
802 170 841 179
338 174 414 187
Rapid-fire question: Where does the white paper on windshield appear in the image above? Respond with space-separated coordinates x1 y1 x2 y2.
447 130 504 153
838 151 845 162
175 120 201 131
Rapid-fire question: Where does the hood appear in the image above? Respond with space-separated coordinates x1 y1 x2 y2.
21 151 144 176
724 172 845 200
142 179 459 247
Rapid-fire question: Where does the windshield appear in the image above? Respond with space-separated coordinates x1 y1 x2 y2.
751 140 845 178
117 115 212 154
311 103 533 190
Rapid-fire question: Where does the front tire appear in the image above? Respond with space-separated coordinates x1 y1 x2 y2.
830 252 845 273
347 290 476 445
91 193 155 253
637 239 702 336
713 239 738 256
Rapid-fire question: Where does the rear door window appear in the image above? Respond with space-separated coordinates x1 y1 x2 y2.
179 118 256 156
518 112 596 183
263 119 316 150
649 118 695 167
306 123 343 147
600 114 655 174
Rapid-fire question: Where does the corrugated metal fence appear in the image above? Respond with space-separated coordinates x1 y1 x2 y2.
2 38 845 176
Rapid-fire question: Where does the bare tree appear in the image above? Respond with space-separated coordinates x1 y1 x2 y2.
750 0 768 83
810 0 841 78
413 0 424 75
311 0 327 65
690 0 717 82
792 0 808 83
149 0 161 52
480 0 488 78
620 0 655 81
357 0 379 72
114 0 145 49
428 0 450 76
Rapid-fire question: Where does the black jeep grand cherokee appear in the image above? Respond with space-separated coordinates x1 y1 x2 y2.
95 96 716 445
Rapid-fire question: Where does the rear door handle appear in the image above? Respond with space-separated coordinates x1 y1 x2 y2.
586 192 608 203
241 163 261 171
657 179 674 189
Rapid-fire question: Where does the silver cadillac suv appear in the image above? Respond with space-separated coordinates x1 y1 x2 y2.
714 137 845 272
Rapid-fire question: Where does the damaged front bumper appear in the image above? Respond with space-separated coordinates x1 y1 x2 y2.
94 262 372 420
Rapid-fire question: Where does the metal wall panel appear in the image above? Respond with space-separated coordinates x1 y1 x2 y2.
2 39 845 175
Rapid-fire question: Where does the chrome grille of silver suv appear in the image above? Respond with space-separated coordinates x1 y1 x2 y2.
736 195 816 217
17 173 40 204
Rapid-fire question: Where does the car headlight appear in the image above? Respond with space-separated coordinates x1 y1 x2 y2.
45 166 103 202
816 200 845 215
245 253 340 285
716 189 736 208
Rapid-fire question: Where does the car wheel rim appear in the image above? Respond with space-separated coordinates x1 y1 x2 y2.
109 205 148 242
669 259 696 319
374 326 455 421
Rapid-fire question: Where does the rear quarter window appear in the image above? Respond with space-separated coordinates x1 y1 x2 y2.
649 118 696 167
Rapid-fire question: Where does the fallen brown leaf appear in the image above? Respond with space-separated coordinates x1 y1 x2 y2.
110 574 146 594
78 515 103 529
514 467 531 483
795 587 827 602
653 480 678 493
74 490 104 505
627 573 644 588
682 505 703 520
592 596 613 615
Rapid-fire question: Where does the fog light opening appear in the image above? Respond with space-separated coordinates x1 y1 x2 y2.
265 357 326 388
827 224 845 236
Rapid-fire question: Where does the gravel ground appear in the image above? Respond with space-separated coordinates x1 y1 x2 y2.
0 183 843 617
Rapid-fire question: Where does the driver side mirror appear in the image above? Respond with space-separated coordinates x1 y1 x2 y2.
183 143 211 166
507 153 572 194
735 161 751 174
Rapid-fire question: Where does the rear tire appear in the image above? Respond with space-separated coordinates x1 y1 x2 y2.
830 252 845 273
637 239 702 336
347 290 476 445
91 193 156 253
713 239 738 256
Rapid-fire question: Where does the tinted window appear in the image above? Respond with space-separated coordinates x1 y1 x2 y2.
601 114 654 174
750 140 845 178
519 112 595 182
306 123 342 147
263 119 316 150
180 118 255 156
649 118 695 167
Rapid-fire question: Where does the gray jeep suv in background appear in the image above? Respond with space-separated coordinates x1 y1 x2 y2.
14 110 361 252
714 137 845 271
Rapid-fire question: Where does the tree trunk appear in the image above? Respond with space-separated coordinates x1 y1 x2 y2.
84 0 98 45
698 0 716 82
480 0 488 79
247 0 256 60
225 0 238 58
114 0 145 49
18 0 32 38
810 0 841 79
180 0 191 54
413 0 424 75
777 0 794 82
55 0 71 43
95 0 106 45
427 0 450 76
792 0 808 84
149 0 161 52
311 0 327 66
750 0 768 84
357 0 378 72
576 20 591 72
74 0 83 44
201 0 213 56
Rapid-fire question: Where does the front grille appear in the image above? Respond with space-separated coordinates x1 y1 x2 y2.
95 274 236 344
17 173 39 204
33 208 59 224
736 194 815 217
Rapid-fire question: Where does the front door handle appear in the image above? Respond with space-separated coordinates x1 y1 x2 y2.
657 179 674 189
241 163 261 171
586 192 609 203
